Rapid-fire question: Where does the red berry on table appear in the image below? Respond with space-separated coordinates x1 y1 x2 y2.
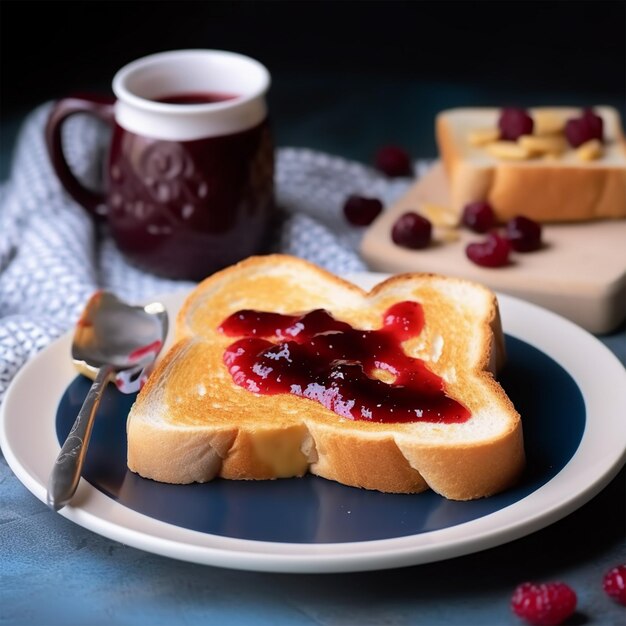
465 232 511 267
511 582 577 626
603 565 626 605
499 107 534 141
462 200 496 233
391 212 432 249
374 145 414 177
343 195 383 226
506 216 543 252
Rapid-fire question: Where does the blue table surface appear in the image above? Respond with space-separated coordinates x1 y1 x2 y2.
1 75 625 626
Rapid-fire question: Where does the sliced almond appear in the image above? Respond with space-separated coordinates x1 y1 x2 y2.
533 110 566 136
468 128 500 147
486 141 532 160
576 139 603 161
518 134 567 156
421 202 459 227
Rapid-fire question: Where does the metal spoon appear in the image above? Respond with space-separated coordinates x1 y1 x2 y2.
47 291 168 511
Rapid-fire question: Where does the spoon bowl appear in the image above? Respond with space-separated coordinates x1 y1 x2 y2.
72 292 168 379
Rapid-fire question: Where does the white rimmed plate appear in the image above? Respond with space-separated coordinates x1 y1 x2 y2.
1 272 625 573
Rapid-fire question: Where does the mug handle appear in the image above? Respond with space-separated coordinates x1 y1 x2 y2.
45 95 115 217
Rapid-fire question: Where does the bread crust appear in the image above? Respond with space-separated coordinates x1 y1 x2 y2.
436 107 626 222
127 255 525 499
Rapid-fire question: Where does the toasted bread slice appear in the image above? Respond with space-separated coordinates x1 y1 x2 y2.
127 255 524 499
437 106 626 222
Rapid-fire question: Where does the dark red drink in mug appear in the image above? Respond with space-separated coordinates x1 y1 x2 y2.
46 50 274 280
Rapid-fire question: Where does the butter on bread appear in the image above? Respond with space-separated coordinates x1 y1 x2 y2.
437 106 626 222
127 255 524 500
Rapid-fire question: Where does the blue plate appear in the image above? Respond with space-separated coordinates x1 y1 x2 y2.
55 335 585 544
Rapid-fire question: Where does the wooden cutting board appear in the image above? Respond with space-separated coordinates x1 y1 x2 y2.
361 162 626 334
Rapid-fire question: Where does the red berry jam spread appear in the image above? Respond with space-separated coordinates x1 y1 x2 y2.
218 302 470 424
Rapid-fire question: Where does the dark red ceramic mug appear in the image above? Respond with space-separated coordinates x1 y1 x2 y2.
46 50 274 280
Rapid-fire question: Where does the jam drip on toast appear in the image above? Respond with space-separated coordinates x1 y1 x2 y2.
218 301 470 424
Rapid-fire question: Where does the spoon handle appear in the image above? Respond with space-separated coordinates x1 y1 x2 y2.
47 365 114 511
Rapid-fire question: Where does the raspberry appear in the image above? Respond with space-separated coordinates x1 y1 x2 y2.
343 195 383 226
462 200 496 233
603 565 626 606
505 216 542 252
465 232 511 267
511 582 577 626
565 108 604 148
374 145 413 177
391 212 432 249
499 107 534 141
582 108 604 141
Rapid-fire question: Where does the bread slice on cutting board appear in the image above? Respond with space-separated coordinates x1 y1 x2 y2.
437 106 626 222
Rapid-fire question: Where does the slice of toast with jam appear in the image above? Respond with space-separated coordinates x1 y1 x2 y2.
127 254 524 499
